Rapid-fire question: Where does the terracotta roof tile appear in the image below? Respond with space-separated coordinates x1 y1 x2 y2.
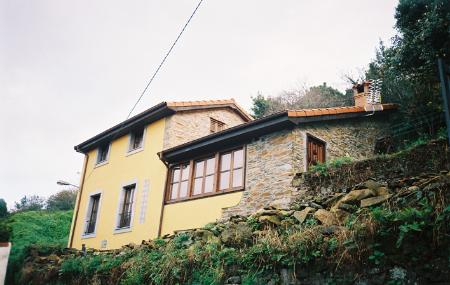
287 104 397 118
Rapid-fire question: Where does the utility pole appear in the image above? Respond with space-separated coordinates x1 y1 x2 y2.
438 58 450 144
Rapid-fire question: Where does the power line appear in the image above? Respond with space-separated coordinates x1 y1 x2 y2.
83 0 205 185
126 0 205 119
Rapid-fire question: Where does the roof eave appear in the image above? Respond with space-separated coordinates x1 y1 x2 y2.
75 102 174 153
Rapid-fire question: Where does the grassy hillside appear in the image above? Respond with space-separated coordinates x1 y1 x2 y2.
6 210 73 283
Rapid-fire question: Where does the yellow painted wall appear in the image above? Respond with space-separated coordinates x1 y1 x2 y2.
70 109 248 250
71 119 167 250
160 192 243 236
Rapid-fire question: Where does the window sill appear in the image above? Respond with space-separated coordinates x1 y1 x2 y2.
126 147 144 157
94 161 109 168
81 233 96 239
165 188 244 205
113 227 132 234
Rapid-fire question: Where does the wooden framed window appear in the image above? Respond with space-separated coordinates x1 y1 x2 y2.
219 149 244 191
166 147 245 202
192 156 216 196
306 134 326 168
169 163 191 200
210 118 226 133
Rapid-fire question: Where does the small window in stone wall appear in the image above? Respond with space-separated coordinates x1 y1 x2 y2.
306 135 326 169
210 118 226 133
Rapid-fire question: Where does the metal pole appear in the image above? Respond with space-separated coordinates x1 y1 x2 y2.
438 58 450 144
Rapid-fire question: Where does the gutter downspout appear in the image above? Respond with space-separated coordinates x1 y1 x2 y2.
156 152 169 237
68 152 89 248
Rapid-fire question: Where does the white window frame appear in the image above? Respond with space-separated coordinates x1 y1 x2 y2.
81 190 103 239
95 143 111 167
114 180 138 234
126 127 146 156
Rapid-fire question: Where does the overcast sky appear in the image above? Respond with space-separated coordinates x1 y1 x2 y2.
0 0 398 208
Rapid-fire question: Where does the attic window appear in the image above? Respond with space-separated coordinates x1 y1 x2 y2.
210 118 226 133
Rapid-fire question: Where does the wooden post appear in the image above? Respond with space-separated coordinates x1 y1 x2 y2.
438 58 450 144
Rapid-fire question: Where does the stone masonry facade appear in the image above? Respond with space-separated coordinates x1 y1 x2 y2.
221 116 392 219
163 108 246 150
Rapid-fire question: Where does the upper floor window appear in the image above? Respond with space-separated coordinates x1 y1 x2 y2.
117 184 136 229
129 128 144 152
84 193 101 235
96 144 110 164
210 118 226 133
166 147 245 202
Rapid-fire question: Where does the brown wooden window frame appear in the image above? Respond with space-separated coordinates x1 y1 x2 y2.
165 146 246 203
306 133 326 169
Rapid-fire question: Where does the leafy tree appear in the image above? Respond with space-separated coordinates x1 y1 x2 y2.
0 220 10 242
251 93 270 119
251 83 353 118
0 199 7 218
46 189 78 211
366 0 449 137
14 195 45 212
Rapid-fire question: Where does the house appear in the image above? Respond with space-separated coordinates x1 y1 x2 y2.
158 82 397 220
68 100 252 250
69 81 398 250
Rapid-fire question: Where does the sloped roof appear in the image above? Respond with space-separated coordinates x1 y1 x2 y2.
75 99 252 153
159 104 399 163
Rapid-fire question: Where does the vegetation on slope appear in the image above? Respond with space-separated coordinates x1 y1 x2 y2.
19 168 450 284
6 210 73 283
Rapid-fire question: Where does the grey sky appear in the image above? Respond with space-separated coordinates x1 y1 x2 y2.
0 0 398 208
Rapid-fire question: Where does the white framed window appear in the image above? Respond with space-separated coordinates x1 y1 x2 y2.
115 182 137 233
96 143 110 165
127 128 145 154
83 191 102 238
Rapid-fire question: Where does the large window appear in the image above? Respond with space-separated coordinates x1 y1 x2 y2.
117 184 135 229
166 147 245 202
84 194 101 235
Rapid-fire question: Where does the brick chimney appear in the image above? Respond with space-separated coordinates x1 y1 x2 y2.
352 80 383 111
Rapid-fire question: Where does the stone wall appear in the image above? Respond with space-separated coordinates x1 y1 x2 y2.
222 129 297 219
292 116 391 172
221 116 393 219
163 108 246 150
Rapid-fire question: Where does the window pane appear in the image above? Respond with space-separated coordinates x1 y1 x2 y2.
204 175 214 193
172 168 180 183
194 161 204 178
219 171 230 190
170 183 179 199
233 149 244 168
181 164 190 180
193 178 203 195
206 158 215 175
220 153 231 171
232 168 244 188
179 181 188 198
